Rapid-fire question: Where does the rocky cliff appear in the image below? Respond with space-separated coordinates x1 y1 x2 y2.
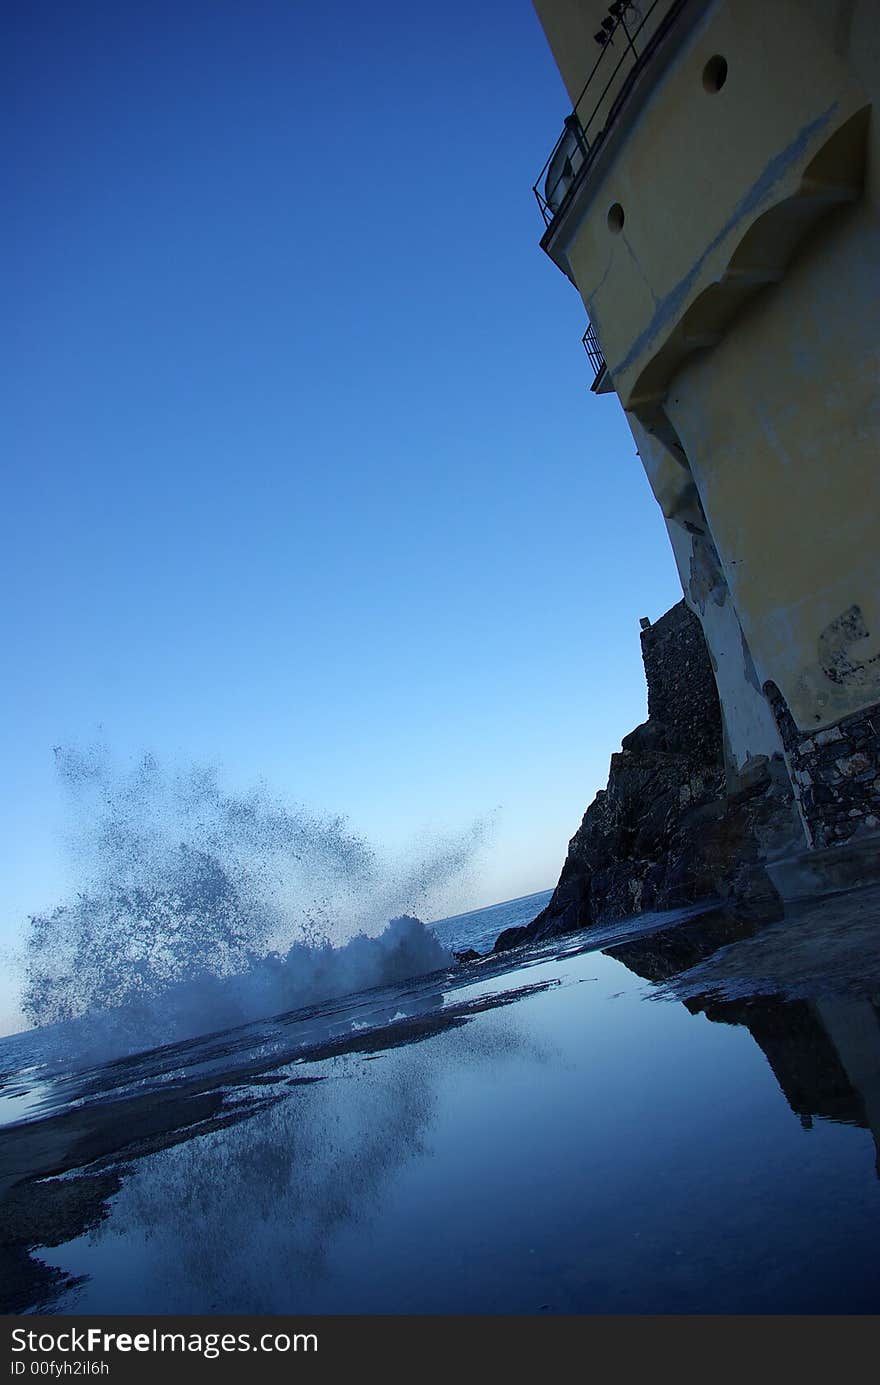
494 601 797 953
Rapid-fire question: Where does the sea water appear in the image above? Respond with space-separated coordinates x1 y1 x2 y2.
4 883 880 1315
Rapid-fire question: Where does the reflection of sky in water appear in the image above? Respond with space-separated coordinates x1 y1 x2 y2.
43 947 880 1314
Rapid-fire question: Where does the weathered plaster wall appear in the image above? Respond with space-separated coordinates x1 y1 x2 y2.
627 412 786 781
533 0 880 851
561 0 872 410
665 182 880 732
540 0 880 731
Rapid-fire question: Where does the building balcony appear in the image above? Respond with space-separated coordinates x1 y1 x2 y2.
582 322 613 393
533 0 687 234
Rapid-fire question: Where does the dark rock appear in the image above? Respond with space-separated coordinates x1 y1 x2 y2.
494 602 794 954
452 949 481 964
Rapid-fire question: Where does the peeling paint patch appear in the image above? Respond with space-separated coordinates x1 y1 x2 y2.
819 604 880 688
741 627 762 693
688 532 728 614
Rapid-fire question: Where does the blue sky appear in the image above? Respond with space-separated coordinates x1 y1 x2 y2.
2 0 681 1031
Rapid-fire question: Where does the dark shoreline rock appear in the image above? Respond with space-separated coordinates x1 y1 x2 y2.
494 602 796 954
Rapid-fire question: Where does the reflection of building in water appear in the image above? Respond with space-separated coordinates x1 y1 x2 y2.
608 923 880 1173
529 0 880 890
814 997 880 1174
703 993 880 1175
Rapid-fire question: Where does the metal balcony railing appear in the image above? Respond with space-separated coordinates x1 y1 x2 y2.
582 322 608 390
534 0 686 231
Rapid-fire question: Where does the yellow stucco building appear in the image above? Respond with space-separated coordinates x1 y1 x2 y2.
532 0 880 883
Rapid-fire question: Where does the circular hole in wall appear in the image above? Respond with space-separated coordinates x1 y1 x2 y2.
702 54 728 92
607 202 625 234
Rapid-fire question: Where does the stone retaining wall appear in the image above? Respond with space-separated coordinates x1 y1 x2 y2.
764 686 880 848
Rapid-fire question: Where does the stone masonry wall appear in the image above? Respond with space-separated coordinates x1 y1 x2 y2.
639 602 723 763
764 685 880 848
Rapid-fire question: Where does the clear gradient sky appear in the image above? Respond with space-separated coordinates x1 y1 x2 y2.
2 0 682 1031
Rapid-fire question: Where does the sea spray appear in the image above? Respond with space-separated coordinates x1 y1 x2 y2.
19 747 494 1058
